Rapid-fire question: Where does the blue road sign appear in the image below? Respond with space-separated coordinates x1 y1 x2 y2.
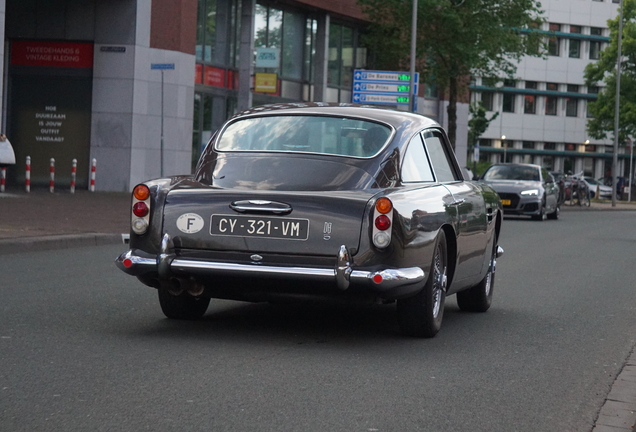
151 63 175 70
352 69 419 108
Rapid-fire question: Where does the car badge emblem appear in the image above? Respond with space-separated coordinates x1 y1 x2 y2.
250 254 263 262
323 222 332 240
248 200 272 205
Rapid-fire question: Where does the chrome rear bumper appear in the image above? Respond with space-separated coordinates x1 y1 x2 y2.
116 234 425 294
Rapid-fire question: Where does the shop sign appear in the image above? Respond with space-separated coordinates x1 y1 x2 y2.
11 40 94 68
255 73 278 93
255 48 279 68
204 66 226 88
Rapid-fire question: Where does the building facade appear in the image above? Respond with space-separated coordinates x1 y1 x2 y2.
471 0 630 180
0 0 447 192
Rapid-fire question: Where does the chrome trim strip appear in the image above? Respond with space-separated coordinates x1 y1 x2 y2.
172 259 336 278
229 205 292 214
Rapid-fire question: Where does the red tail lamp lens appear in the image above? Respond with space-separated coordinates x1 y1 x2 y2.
373 274 383 284
375 197 393 214
133 184 150 201
375 215 391 231
132 202 149 217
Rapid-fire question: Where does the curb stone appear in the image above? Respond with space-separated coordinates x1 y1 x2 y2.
593 348 636 432
0 233 125 255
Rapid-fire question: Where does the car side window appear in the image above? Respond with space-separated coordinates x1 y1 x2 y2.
401 133 435 182
422 130 457 182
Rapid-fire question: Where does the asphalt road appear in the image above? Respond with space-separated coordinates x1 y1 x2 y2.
1 211 636 431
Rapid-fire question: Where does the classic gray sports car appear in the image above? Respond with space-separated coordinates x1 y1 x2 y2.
116 103 504 337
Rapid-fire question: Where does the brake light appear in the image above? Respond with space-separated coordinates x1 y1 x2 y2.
133 202 149 217
372 197 393 249
375 215 391 230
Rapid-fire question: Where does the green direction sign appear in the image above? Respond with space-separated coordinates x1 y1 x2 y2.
352 69 420 107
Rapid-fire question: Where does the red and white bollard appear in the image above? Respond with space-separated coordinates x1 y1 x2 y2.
0 167 6 193
90 158 96 192
25 156 31 193
70 158 77 194
49 158 55 193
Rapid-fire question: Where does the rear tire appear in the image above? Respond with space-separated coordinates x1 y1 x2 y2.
397 230 448 338
457 240 497 312
158 288 210 320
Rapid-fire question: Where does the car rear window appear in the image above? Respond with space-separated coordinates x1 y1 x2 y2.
215 115 392 158
483 165 540 181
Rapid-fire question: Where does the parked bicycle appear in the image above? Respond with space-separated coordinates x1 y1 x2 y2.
564 176 590 206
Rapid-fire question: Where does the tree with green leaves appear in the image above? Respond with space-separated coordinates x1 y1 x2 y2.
467 101 498 174
584 0 636 144
359 0 544 150
468 101 499 147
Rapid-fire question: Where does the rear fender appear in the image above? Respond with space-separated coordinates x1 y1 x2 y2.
129 176 192 253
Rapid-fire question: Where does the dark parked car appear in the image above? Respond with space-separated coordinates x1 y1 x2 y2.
479 163 560 220
116 103 504 338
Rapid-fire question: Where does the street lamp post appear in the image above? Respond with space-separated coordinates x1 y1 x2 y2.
629 138 633 202
612 0 624 206
501 135 506 163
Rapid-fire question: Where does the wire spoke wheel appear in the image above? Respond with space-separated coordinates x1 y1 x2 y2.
397 230 448 338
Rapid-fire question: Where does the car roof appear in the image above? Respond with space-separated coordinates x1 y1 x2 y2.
489 163 542 170
230 102 442 131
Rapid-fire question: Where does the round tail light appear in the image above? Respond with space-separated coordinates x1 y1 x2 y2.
375 197 393 214
133 184 150 200
375 215 391 231
133 202 149 217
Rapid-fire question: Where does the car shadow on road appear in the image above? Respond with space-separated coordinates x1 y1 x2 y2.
110 297 498 345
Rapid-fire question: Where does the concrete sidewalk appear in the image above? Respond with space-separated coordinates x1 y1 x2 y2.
0 188 130 254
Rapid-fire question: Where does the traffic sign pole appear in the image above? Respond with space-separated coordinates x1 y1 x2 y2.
409 0 418 112
151 64 175 177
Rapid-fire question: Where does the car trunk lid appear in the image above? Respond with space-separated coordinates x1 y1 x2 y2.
161 188 375 256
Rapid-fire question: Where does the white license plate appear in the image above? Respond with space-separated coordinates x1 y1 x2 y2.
210 215 309 240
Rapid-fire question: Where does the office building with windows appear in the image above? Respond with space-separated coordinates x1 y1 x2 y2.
470 0 628 179
0 0 387 192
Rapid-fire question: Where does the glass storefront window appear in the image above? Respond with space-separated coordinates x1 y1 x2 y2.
328 24 342 86
282 11 304 80
328 23 357 89
196 1 206 61
254 6 282 49
341 26 354 88
268 8 282 48
197 0 241 67
204 0 217 62
304 19 317 82
254 4 270 49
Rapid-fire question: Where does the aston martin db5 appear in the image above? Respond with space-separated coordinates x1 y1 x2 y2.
116 103 504 337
